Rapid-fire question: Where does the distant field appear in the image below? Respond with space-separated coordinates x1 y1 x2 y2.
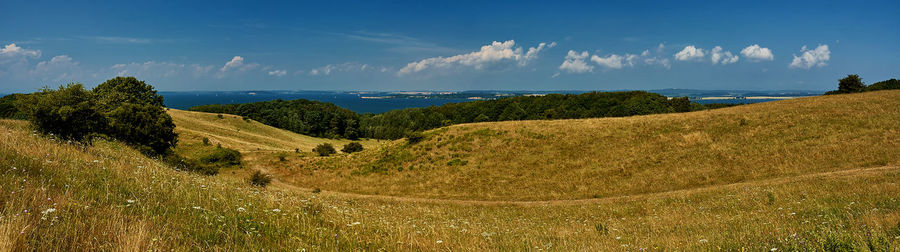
285 90 900 201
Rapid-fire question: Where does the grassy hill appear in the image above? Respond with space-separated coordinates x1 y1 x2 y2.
167 108 383 175
287 90 900 201
1 91 900 250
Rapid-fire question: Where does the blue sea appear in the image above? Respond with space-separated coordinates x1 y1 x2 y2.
160 90 818 114
161 91 472 114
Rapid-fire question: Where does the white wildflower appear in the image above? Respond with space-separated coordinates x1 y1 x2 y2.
272 209 281 213
126 199 136 204
237 207 246 212
436 240 442 244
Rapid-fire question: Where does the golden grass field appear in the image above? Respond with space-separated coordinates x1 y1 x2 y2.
282 90 900 201
1 91 900 250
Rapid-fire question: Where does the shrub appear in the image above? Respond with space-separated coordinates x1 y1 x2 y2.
277 152 287 162
17 84 107 142
93 77 177 156
0 94 27 119
217 114 224 119
313 143 336 156
312 188 321 193
202 137 210 145
341 142 364 153
200 147 242 166
406 131 425 144
163 154 218 175
248 170 272 187
104 103 177 156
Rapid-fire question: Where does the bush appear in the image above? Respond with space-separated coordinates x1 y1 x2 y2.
163 154 218 175
341 142 364 153
313 143 336 156
0 94 27 119
93 77 177 156
202 137 210 145
405 131 425 144
200 147 242 166
104 103 177 156
837 74 866 94
17 84 107 142
248 170 272 187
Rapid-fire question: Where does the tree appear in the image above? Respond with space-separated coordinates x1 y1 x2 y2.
0 94 27 119
837 74 866 94
93 77 177 156
313 143 336 156
92 77 164 110
341 142 364 153
17 84 107 141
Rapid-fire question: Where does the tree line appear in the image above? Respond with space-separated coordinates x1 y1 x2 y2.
191 90 736 139
825 74 899 95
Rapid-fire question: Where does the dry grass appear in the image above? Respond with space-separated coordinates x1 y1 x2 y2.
285 90 900 201
1 91 900 250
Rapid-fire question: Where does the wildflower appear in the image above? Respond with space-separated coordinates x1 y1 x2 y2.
771 248 777 251
126 199 136 204
237 207 246 212
699 239 708 243
272 209 281 213
436 240 443 244
192 206 202 210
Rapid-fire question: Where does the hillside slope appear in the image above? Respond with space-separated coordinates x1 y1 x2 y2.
3 115 900 250
168 109 382 153
288 90 900 201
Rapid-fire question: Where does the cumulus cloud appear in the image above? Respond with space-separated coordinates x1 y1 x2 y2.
216 56 259 78
30 55 83 82
558 50 593 73
789 45 830 69
0 43 41 59
710 46 739 65
591 54 625 69
674 45 705 61
397 40 554 76
740 44 774 61
267 69 287 77
221 56 244 71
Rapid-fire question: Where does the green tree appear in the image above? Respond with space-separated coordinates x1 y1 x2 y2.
93 77 177 156
17 84 107 141
837 74 866 94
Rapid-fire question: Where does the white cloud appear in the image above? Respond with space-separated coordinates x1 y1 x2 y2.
216 56 259 78
740 44 774 61
397 40 554 75
710 46 739 65
221 56 244 72
267 69 287 77
0 43 41 59
558 50 593 73
644 57 671 69
30 55 83 82
789 45 830 69
674 45 705 61
591 54 625 69
310 62 381 76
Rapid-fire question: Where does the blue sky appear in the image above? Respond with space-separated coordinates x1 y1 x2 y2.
1 0 898 92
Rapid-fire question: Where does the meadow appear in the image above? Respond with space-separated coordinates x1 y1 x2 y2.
1 91 899 250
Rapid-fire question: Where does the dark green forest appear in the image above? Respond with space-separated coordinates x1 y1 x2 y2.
190 99 360 139
191 91 733 139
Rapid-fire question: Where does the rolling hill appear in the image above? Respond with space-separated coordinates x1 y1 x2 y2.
1 91 899 250
284 90 900 201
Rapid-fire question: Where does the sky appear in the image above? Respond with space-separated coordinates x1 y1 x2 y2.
1 0 898 93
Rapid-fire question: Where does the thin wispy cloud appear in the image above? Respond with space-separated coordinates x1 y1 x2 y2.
334 31 462 54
